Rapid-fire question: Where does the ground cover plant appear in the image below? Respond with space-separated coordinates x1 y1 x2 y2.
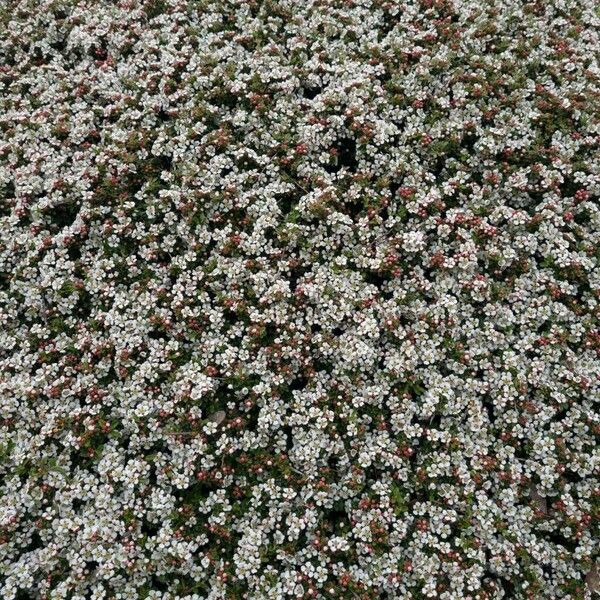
1 0 599 598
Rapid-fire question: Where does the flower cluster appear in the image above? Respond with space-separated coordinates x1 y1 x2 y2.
1 0 599 598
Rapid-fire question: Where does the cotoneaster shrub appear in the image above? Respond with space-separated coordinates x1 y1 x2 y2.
0 0 599 599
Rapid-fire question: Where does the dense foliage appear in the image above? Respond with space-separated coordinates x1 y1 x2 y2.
1 0 599 598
